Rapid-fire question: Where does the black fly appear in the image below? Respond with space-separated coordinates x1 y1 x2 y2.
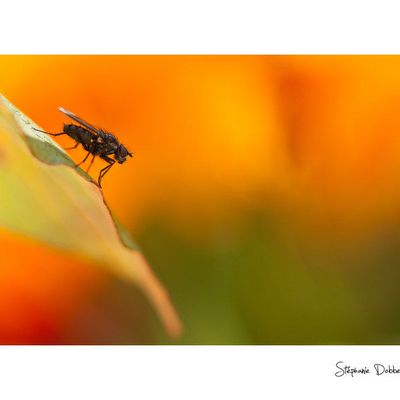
34 107 133 187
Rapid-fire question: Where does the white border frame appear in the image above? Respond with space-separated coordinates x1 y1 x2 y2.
1 0 400 53
1 1 400 398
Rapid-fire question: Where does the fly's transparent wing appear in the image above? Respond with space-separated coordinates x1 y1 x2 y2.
59 107 101 136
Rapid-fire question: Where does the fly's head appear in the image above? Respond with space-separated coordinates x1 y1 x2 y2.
115 143 133 164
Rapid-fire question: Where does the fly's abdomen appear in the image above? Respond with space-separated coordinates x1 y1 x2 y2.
63 124 95 145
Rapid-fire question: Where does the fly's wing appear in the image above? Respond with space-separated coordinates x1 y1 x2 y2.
59 107 104 137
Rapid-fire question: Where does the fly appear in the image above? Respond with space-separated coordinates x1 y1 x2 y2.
34 107 133 187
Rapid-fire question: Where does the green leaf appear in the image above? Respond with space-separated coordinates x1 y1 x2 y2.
0 94 182 338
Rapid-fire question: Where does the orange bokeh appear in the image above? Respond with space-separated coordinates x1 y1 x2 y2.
0 229 103 343
0 56 284 230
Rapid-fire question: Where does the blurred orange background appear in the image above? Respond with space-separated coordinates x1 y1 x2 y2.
2 56 400 344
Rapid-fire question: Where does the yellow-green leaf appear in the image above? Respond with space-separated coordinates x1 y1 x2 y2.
0 94 182 338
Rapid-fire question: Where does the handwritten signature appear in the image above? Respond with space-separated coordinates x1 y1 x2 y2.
335 361 400 377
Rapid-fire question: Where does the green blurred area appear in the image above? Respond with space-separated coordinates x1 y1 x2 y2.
66 202 400 344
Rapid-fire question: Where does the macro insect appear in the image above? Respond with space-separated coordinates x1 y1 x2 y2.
34 107 133 187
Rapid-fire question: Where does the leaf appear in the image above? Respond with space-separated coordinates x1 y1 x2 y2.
0 94 182 338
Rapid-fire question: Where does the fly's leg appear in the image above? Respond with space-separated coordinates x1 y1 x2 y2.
75 151 91 168
65 142 79 150
33 127 79 152
98 164 114 188
33 128 66 137
86 154 96 173
84 142 99 174
98 155 115 188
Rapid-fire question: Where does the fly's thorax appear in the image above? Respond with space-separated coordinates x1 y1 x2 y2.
94 132 119 153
